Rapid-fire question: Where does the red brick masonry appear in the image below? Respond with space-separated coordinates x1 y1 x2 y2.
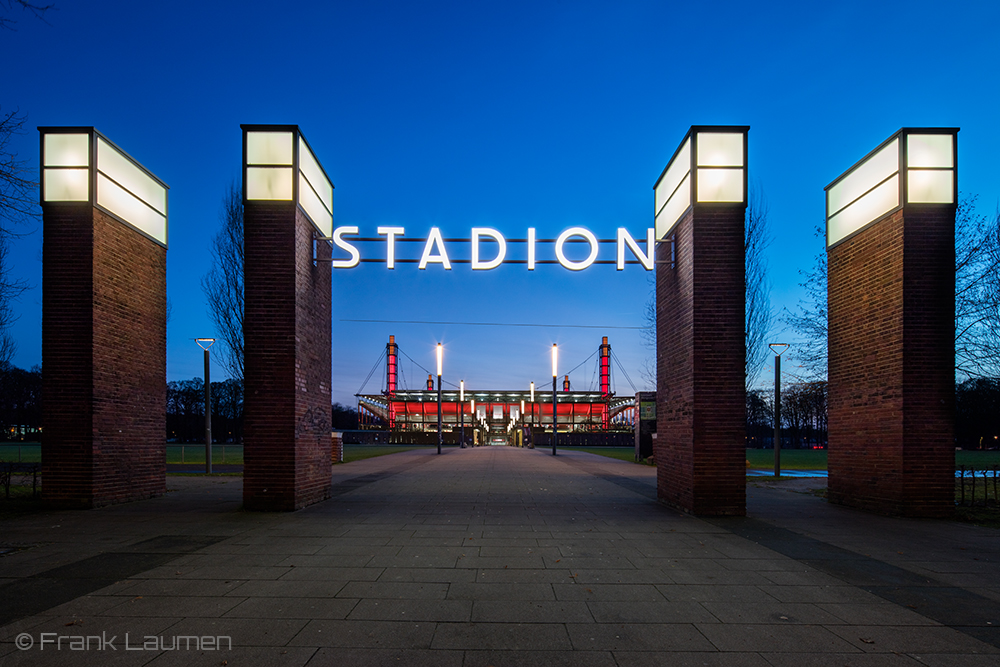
243 202 332 511
828 208 955 517
42 205 167 508
656 207 746 516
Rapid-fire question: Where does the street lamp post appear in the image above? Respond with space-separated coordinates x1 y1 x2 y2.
470 399 475 447
437 344 443 455
460 380 466 449
552 344 558 456
769 343 790 477
520 399 525 448
195 338 215 474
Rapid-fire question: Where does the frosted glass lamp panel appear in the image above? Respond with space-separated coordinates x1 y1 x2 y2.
298 173 333 237
696 168 743 202
827 174 899 247
827 138 898 217
246 167 293 200
247 132 293 165
908 170 954 204
43 168 89 201
655 172 690 239
696 132 743 167
655 138 690 216
97 173 167 244
97 138 166 215
907 134 953 168
43 133 90 167
298 137 332 210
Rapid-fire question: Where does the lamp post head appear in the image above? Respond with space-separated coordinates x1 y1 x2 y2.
551 344 558 378
195 338 216 351
436 343 443 377
460 379 464 402
768 343 790 357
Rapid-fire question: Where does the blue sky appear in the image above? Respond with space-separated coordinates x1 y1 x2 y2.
4 0 1000 406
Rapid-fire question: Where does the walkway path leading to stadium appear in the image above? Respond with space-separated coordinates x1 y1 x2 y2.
1 446 998 666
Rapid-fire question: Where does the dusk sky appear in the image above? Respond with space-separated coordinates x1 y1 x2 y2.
4 0 1000 407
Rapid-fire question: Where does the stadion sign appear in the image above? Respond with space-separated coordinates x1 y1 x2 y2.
326 226 655 271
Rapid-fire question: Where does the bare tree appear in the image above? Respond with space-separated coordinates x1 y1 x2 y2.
0 109 36 367
955 197 1000 378
201 183 244 381
782 226 828 379
785 198 1000 380
744 185 773 387
0 1 54 30
641 188 773 389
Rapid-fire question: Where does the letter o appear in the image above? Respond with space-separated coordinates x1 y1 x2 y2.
555 227 599 271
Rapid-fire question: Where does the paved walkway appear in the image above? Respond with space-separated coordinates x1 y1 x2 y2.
1 446 998 666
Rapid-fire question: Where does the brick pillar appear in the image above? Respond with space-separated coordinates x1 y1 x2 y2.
828 209 955 516
40 128 167 508
655 207 746 515
242 125 333 511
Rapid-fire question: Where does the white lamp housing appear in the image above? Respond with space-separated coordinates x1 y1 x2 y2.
40 127 169 246
654 126 748 240
826 128 957 248
243 125 334 238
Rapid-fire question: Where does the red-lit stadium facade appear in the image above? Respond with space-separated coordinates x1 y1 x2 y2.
357 336 636 445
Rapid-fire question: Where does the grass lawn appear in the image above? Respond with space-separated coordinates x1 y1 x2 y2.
746 448 827 470
561 446 640 463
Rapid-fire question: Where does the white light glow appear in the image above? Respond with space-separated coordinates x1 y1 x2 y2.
298 172 333 237
696 168 743 203
552 344 558 378
97 173 167 244
460 380 465 402
907 169 953 204
471 227 507 270
827 138 899 218
617 228 654 270
655 172 690 239
247 131 293 165
97 138 166 215
43 133 89 167
696 132 743 167
907 134 953 168
332 226 360 268
827 174 899 247
554 227 598 270
436 344 443 377
43 168 89 201
378 226 405 269
654 138 691 240
530 382 535 402
247 167 293 200
418 228 452 270
298 136 333 236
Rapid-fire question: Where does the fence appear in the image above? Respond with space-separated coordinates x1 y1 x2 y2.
0 460 40 498
957 466 1000 508
166 444 243 465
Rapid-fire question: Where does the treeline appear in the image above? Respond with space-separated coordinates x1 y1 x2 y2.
0 364 41 440
747 381 828 449
0 365 358 443
167 378 360 442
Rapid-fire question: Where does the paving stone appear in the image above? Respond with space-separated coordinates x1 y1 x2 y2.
462 649 617 666
471 600 593 623
447 582 555 600
349 599 472 622
224 596 358 620
695 623 863 653
566 622 714 651
553 583 666 601
337 581 449 600
306 648 463 667
586 600 717 624
431 622 572 650
288 619 436 648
